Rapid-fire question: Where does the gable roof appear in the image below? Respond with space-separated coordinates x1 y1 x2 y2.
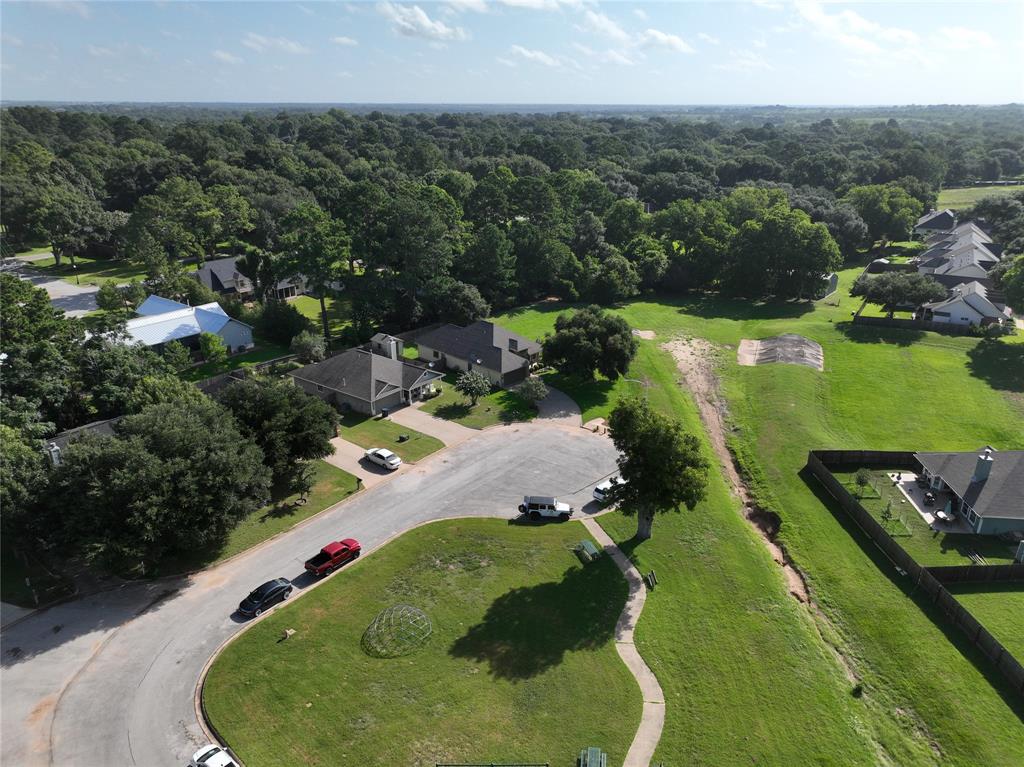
915 447 1024 519
923 281 1008 319
194 256 302 293
290 348 441 402
915 209 955 229
49 417 122 452
135 295 191 316
124 297 249 346
416 321 540 375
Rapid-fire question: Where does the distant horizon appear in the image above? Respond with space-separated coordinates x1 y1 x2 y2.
5 100 1022 109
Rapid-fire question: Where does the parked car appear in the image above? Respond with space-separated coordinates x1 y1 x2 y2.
304 538 361 577
518 495 573 521
365 447 402 471
189 745 239 767
593 476 625 504
237 578 292 618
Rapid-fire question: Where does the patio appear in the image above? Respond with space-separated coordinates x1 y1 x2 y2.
886 472 974 534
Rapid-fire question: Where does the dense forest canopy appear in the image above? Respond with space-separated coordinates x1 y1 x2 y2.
3 104 1023 332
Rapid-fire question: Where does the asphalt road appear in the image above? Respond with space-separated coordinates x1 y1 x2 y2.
1 422 619 767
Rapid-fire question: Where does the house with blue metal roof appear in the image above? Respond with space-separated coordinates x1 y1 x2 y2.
124 296 254 353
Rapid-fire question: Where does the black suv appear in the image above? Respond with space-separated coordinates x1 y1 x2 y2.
238 578 292 618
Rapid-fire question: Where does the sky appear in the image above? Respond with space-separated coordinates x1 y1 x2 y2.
1 0 1022 105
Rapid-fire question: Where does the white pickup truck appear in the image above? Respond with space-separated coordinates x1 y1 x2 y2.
519 496 574 521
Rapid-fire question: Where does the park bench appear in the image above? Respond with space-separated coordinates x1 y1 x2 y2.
578 747 607 767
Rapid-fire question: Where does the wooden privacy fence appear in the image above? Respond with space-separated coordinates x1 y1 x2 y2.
851 314 977 336
806 450 1024 696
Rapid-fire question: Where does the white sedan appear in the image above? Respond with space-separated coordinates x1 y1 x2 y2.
190 745 239 767
364 447 403 471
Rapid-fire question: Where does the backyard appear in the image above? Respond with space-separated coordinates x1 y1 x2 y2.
947 583 1024 660
834 469 1019 566
339 413 444 463
419 374 536 429
157 460 360 575
30 254 175 287
204 518 641 767
289 294 351 338
937 185 1023 210
495 264 1024 765
179 340 291 382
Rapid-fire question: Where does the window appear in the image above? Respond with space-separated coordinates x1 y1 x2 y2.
432 350 439 359
316 384 324 392
509 338 518 352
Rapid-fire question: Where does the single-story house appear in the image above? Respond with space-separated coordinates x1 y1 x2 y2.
917 249 999 281
43 417 122 467
290 342 443 416
918 280 1012 327
194 256 307 300
914 208 956 237
125 296 254 352
415 320 541 387
915 447 1024 535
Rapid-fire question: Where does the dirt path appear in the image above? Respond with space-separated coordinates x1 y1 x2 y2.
581 518 665 767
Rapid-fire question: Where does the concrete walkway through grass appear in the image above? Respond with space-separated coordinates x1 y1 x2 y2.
581 517 665 767
536 385 582 428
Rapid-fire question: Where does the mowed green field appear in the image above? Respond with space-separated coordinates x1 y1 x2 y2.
338 413 444 462
419 374 536 429
937 185 1022 210
947 583 1024 661
204 519 641 767
495 267 1024 765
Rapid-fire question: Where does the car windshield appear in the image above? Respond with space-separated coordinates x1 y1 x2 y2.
197 747 221 763
249 583 275 600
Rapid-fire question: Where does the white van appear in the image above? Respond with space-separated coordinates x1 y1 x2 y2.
519 496 573 521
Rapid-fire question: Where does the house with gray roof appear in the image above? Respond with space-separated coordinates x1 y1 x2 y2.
914 208 956 237
915 447 1024 535
415 320 541 387
194 256 306 300
290 343 443 416
124 296 254 352
43 417 122 467
919 280 1012 327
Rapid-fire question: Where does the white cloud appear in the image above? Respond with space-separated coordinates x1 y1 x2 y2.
510 44 560 67
2 34 24 47
446 0 488 12
46 2 91 20
633 9 648 21
573 42 637 66
330 36 359 46
336 70 354 78
794 0 918 59
751 0 783 10
496 56 517 67
87 45 115 57
932 26 995 51
578 10 631 44
212 49 243 65
698 32 720 45
715 49 772 72
499 0 580 9
297 4 316 16
160 29 182 40
752 36 767 49
241 33 311 54
379 3 469 41
639 28 694 54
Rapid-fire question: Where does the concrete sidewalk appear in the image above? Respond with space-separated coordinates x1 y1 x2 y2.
582 517 665 767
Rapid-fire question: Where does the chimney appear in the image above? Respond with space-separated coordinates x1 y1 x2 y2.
388 336 398 360
972 447 994 483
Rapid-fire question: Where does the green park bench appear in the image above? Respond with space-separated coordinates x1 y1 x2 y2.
578 747 607 767
574 540 602 564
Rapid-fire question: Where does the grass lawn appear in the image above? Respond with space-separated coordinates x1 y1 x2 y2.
290 294 351 337
947 583 1024 661
1 539 75 608
158 461 360 575
179 340 291 382
31 254 170 287
419 374 536 429
937 185 1022 210
494 265 1024 765
204 518 641 767
834 470 1018 566
339 413 444 462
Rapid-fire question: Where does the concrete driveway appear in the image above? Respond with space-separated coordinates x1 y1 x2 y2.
0 422 618 767
388 401 476 446
2 260 100 317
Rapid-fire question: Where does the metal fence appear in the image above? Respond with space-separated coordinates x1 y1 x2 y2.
806 450 1024 696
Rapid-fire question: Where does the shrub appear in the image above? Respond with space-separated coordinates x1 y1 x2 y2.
253 300 314 346
290 330 327 364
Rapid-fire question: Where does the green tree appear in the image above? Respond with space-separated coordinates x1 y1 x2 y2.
457 223 517 308
589 252 641 305
603 198 647 248
162 340 193 372
217 378 338 485
96 281 128 313
280 203 350 341
851 272 947 315
607 397 710 540
199 332 227 365
125 375 205 413
48 398 270 570
252 299 314 346
542 305 639 381
842 184 924 243
208 184 254 255
998 255 1024 313
516 376 549 407
0 424 49 541
290 329 327 364
454 370 492 406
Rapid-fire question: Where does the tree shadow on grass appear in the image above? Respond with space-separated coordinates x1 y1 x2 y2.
966 338 1024 393
541 371 616 417
834 321 926 347
449 558 627 680
798 465 1024 719
432 402 472 420
647 292 818 322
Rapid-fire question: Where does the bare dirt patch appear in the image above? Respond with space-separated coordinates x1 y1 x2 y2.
737 334 824 371
632 329 656 340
